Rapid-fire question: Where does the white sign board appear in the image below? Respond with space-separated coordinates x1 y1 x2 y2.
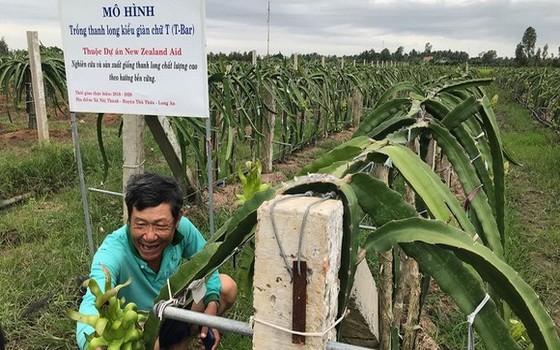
59 0 209 117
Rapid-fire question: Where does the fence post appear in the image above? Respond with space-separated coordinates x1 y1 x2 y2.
26 31 49 143
253 195 344 349
262 89 275 173
122 114 145 221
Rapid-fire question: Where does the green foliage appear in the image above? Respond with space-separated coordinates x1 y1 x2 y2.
510 318 534 350
0 37 8 57
494 67 560 127
2 63 559 349
366 218 558 349
0 49 67 122
235 160 270 205
167 60 454 194
155 73 560 349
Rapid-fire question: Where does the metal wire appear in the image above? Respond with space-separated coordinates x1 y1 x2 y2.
296 191 336 274
270 192 313 279
154 303 374 350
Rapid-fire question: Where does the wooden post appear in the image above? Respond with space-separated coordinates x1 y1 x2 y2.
144 115 197 200
351 90 363 127
293 53 298 70
122 114 145 221
26 31 49 143
253 195 344 349
252 50 257 66
373 165 392 350
262 90 275 173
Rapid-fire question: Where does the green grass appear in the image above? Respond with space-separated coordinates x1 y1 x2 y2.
487 84 560 329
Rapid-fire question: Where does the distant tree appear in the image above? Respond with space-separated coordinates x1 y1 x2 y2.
481 50 497 65
392 46 404 61
515 43 528 66
457 51 469 63
535 47 542 65
358 49 377 62
424 42 433 55
0 37 8 56
542 44 549 60
380 48 391 62
271 52 284 60
521 26 537 61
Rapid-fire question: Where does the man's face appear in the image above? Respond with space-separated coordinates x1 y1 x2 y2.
129 203 178 267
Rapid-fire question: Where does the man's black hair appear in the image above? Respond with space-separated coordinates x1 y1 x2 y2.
124 172 184 221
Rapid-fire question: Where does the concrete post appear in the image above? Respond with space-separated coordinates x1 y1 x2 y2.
262 90 275 174
339 259 380 348
253 195 344 350
26 31 49 143
122 114 145 221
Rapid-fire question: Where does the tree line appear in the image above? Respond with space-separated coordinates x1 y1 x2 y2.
1 26 558 67
208 27 559 67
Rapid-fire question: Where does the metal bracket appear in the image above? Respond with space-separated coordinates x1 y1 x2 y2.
292 260 307 344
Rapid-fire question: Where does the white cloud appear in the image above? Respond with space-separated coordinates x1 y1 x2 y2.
0 0 558 58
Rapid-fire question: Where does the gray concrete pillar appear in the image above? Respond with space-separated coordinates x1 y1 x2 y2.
253 195 344 349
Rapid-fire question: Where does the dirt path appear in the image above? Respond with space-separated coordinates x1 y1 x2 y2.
211 129 355 210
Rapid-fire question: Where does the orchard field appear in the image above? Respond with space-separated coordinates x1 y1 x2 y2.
0 61 559 349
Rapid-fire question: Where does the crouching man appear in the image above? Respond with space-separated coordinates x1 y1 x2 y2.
77 172 237 350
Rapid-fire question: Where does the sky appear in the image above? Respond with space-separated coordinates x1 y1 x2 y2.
1 0 559 59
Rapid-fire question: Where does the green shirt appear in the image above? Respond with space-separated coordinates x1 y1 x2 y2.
76 217 221 349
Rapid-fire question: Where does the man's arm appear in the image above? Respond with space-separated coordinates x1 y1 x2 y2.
178 217 222 306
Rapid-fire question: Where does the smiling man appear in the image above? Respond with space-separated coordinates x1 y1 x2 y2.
77 172 237 350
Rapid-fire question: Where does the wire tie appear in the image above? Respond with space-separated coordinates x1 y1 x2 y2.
252 309 349 337
358 161 375 174
467 293 490 350
122 160 146 169
156 279 179 320
384 157 393 168
470 154 482 164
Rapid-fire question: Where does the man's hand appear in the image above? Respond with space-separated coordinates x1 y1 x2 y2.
197 301 220 350
198 326 219 350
